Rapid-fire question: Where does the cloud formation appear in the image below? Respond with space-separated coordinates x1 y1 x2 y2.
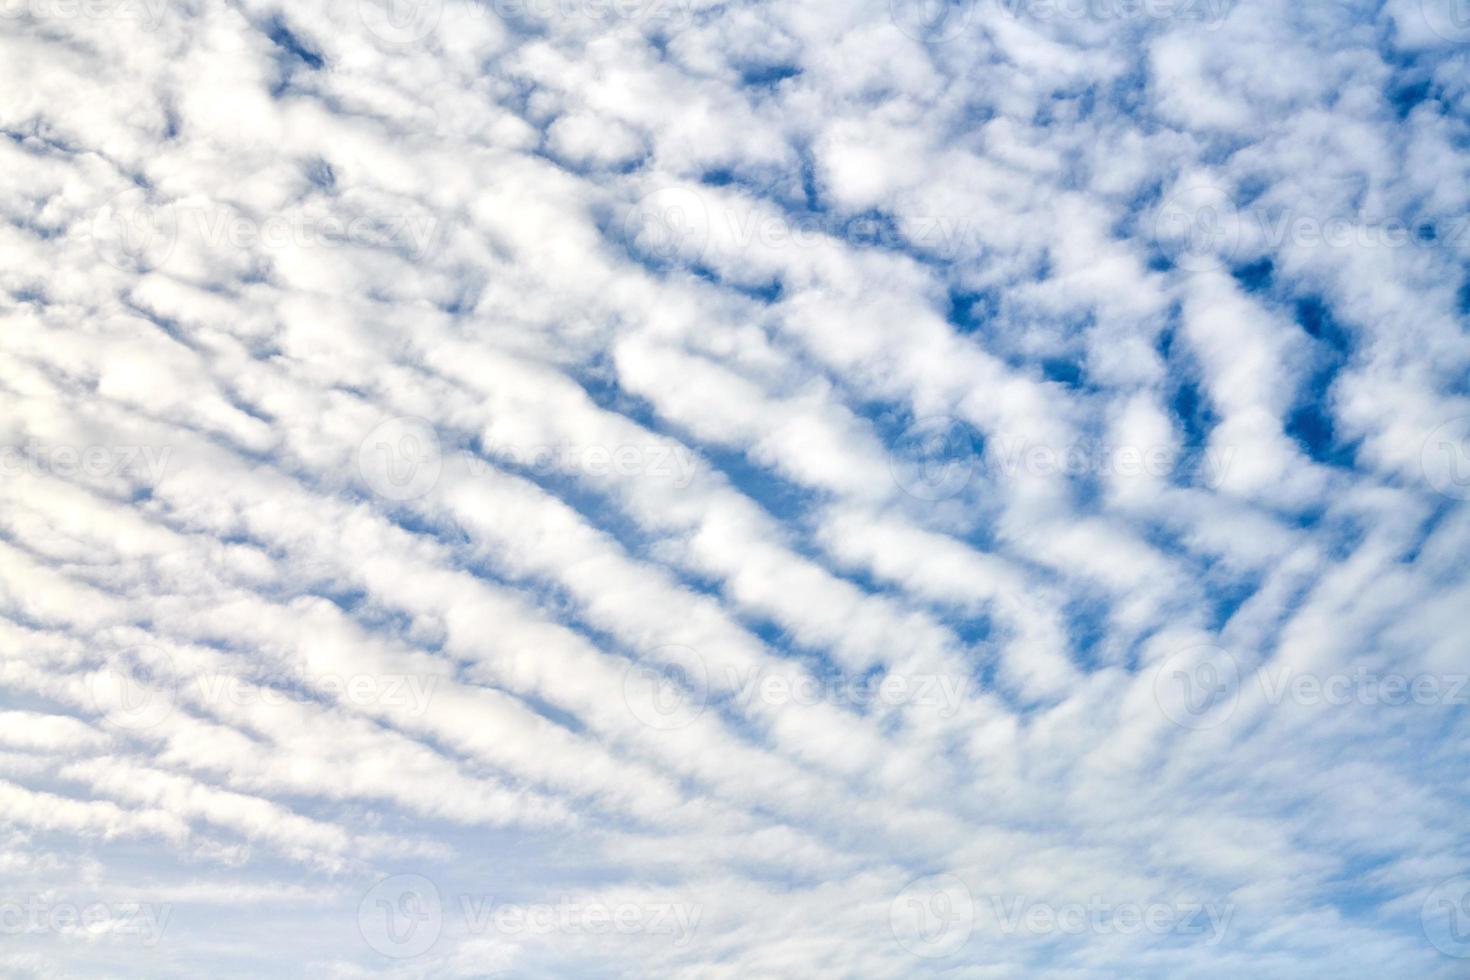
2 0 1469 975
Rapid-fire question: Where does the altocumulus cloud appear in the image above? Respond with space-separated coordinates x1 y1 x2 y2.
1 0 1470 975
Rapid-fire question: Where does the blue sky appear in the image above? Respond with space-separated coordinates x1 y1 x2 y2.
2 0 1470 976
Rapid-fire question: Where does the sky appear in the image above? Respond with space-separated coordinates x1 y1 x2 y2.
2 0 1470 976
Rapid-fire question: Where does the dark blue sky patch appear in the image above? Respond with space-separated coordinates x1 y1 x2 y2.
1232 257 1274 294
946 286 1000 334
1168 373 1217 457
739 64 801 89
265 15 325 71
304 158 336 191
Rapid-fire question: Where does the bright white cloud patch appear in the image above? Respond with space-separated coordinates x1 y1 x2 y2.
2 0 1469 975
